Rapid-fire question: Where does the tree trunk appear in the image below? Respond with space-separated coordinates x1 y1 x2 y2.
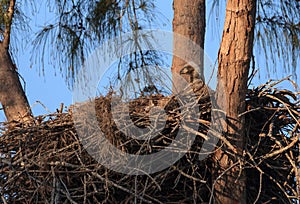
0 43 33 123
171 0 205 87
213 0 256 203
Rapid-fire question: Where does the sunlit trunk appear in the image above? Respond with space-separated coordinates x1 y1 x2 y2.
0 43 33 123
171 0 205 86
213 0 256 203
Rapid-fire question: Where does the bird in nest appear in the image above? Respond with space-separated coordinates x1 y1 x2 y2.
179 64 210 101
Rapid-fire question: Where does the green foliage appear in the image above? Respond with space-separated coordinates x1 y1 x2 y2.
255 0 300 79
5 0 298 88
0 1 31 54
0 0 10 38
88 0 121 37
31 0 162 87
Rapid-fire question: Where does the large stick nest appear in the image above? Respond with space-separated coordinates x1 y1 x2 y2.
0 79 299 203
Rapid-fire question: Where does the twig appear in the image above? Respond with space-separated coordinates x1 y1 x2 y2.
263 135 299 159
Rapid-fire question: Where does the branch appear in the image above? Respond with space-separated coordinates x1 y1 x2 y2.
3 0 16 49
263 135 299 159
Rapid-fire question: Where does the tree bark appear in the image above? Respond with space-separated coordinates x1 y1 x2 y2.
0 43 32 122
171 0 205 87
0 0 32 123
213 0 256 203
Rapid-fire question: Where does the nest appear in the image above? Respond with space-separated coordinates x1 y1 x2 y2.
0 78 299 203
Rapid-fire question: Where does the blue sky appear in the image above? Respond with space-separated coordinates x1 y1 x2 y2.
0 0 298 121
